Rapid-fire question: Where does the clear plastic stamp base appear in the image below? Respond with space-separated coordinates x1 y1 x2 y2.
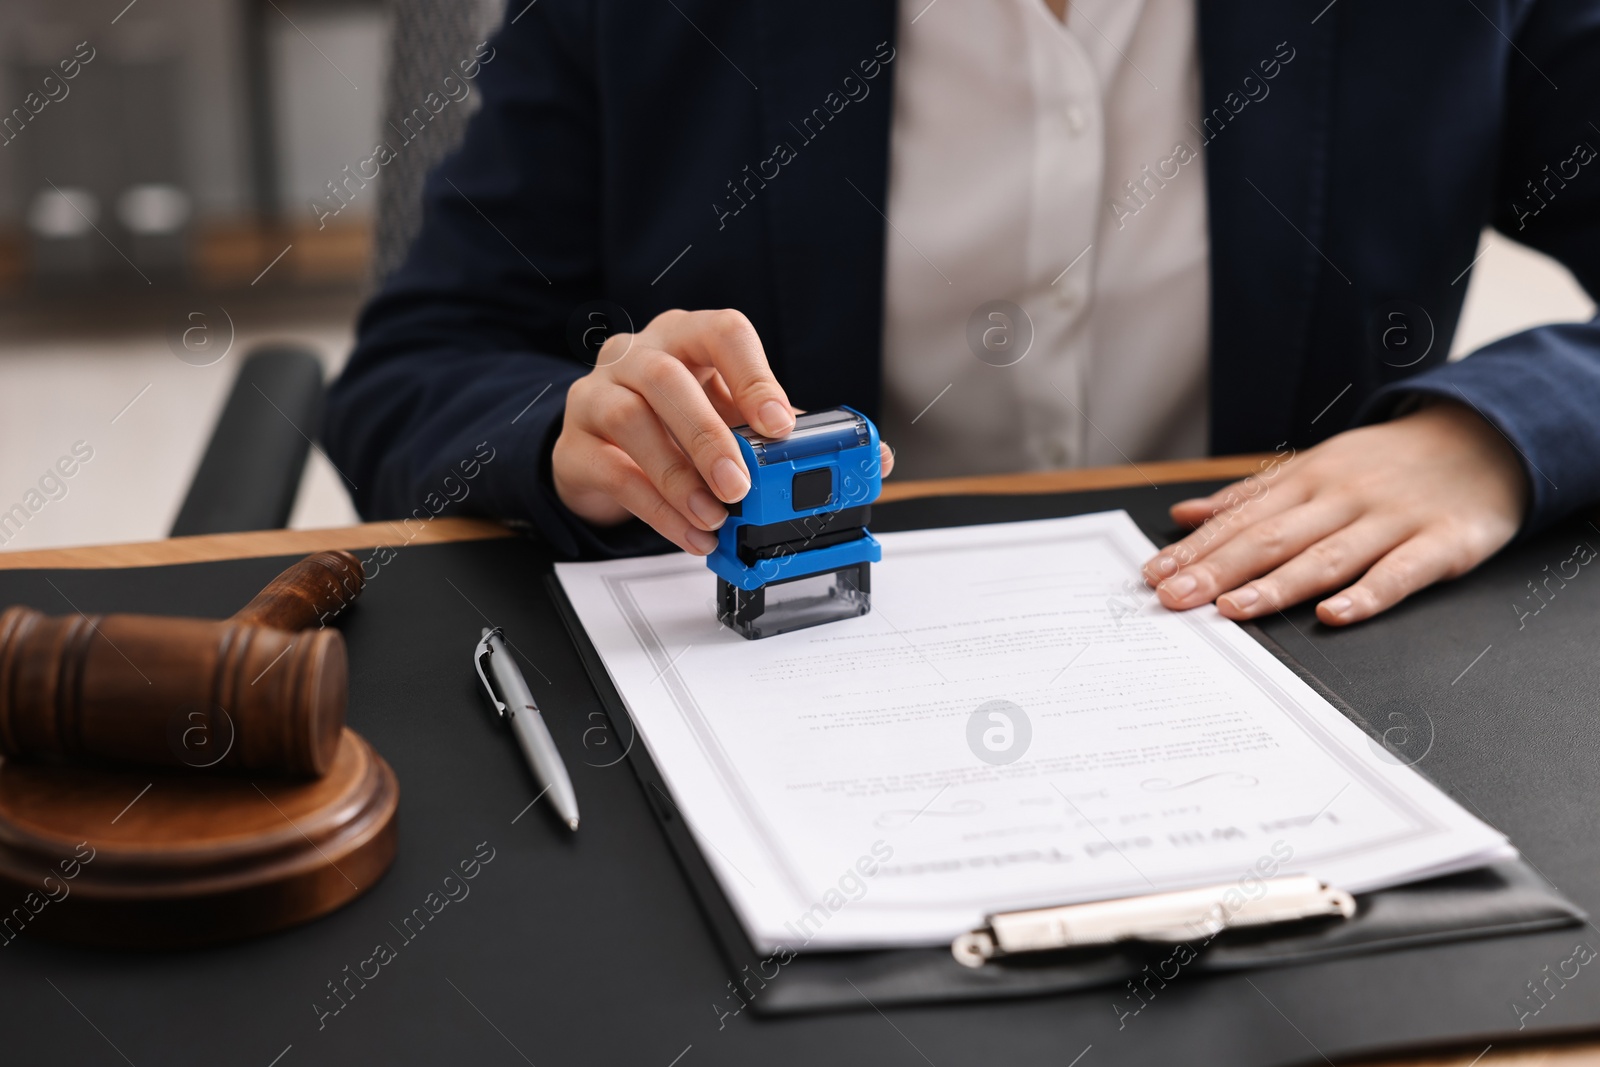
716 563 871 640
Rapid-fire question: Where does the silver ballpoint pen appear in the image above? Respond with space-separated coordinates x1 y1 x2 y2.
473 627 580 831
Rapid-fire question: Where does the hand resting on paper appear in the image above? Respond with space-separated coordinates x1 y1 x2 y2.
1140 400 1529 626
553 308 895 555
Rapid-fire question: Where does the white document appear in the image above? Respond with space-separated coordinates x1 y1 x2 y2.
555 512 1511 951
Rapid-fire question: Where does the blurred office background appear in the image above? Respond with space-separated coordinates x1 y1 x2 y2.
0 0 1593 553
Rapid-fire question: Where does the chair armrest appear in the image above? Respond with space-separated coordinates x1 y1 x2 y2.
169 345 325 537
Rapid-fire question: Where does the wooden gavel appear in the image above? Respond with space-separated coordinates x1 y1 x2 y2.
0 550 365 778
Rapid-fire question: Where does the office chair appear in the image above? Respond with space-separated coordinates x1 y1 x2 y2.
171 0 507 537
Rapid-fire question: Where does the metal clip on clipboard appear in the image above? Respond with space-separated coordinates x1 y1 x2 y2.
951 875 1356 968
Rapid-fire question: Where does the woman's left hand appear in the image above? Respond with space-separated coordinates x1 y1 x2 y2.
1141 399 1530 626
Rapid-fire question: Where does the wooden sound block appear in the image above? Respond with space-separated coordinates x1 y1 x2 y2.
0 728 397 949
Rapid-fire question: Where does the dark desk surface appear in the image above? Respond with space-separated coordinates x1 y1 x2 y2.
2 456 1599 1067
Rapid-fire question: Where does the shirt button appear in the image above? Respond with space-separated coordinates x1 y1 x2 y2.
1064 105 1088 135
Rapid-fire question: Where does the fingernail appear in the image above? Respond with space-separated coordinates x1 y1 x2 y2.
758 401 794 436
1159 573 1198 598
1223 587 1260 610
1150 554 1179 579
688 489 727 530
1322 595 1352 616
711 457 751 502
686 528 719 555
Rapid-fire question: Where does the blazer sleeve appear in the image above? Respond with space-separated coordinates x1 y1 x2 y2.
321 2 666 559
1362 0 1600 536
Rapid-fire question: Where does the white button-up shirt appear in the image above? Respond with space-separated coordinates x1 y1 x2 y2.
878 0 1211 478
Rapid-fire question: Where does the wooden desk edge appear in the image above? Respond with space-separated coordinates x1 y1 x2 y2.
0 455 1271 571
0 516 516 570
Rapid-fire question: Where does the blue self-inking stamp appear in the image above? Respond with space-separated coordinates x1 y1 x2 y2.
707 406 883 640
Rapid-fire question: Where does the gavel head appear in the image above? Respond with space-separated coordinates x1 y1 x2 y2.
0 609 346 777
0 550 365 779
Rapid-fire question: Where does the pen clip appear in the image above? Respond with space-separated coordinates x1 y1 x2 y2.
474 627 507 717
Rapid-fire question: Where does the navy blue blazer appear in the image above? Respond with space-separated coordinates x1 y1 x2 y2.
325 0 1600 559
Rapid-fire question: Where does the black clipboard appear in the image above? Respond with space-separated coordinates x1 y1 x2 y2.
545 487 1583 1015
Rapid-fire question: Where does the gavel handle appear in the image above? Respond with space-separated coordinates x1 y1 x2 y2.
231 550 365 631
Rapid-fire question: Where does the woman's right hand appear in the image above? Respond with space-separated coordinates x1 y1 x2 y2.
551 308 799 555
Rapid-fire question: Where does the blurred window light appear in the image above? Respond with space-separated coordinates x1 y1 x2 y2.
116 184 193 236
27 187 99 238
